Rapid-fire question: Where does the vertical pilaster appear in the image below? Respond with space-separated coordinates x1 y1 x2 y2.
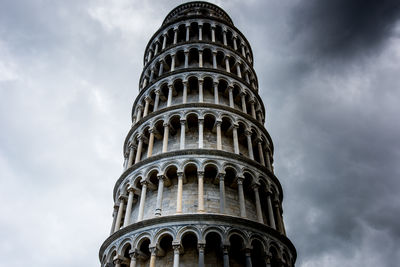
123 187 135 227
176 172 183 213
198 118 204 148
219 173 226 213
155 175 165 216
162 123 169 153
137 181 148 222
180 119 186 149
197 171 205 212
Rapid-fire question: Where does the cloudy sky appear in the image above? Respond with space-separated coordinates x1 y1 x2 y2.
1 0 400 266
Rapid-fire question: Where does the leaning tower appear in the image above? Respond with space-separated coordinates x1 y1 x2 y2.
99 2 296 266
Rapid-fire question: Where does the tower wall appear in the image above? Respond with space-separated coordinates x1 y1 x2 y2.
99 2 296 267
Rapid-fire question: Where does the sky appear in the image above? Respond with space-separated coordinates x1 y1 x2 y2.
0 0 399 266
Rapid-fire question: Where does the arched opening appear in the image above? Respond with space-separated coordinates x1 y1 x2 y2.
186 113 199 149
175 50 185 70
216 51 225 71
166 28 174 48
203 76 214 103
156 234 174 265
136 238 151 266
158 82 169 110
203 163 218 213
177 24 186 43
187 76 199 103
189 22 199 41
226 30 234 49
232 84 241 110
205 232 223 266
168 115 181 152
270 246 280 267
218 79 229 106
243 172 257 221
203 114 217 150
228 234 245 266
215 25 223 44
203 48 213 68
237 122 248 157
121 243 132 267
203 23 212 41
224 166 239 216
180 232 199 265
221 116 234 153
173 78 184 105
188 48 199 68
251 239 266 267
183 163 198 213
152 119 166 156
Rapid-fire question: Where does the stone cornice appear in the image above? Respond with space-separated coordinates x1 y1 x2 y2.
113 149 283 203
99 213 297 261
127 103 272 153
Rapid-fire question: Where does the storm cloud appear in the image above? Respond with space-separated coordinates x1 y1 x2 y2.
0 0 399 266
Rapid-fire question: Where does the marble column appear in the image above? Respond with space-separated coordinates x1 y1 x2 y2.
211 25 216 42
127 143 135 168
110 205 118 235
155 175 165 216
198 24 203 41
180 119 186 149
250 99 256 119
219 173 226 213
245 249 253 267
241 93 247 113
199 50 203 68
154 43 159 55
173 27 178 44
149 247 156 267
182 80 188 104
171 53 176 72
223 246 230 267
158 61 164 76
233 35 238 50
162 33 167 50
198 118 204 149
153 89 160 111
198 243 205 267
241 43 246 57
162 123 169 153
123 187 135 227
237 177 247 218
176 172 183 213
185 24 190 41
149 69 154 82
245 130 254 160
275 203 285 235
252 184 263 223
173 245 180 267
184 50 189 68
197 171 205 212
228 86 234 108
114 196 125 232
147 128 155 157
167 84 173 107
225 56 230 73
129 252 137 267
212 51 217 69
216 120 222 150
198 79 204 102
137 181 148 222
257 140 265 166
143 96 151 117
265 148 272 171
136 105 143 121
267 192 276 229
213 81 219 104
236 64 242 78
223 29 227 46
232 125 239 154
134 135 144 164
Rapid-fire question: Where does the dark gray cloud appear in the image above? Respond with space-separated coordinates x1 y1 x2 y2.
290 0 400 61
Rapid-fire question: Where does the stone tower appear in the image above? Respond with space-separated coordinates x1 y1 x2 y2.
99 2 296 266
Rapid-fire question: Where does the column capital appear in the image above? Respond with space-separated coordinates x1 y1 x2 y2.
177 171 184 178
144 95 152 102
180 119 186 124
251 183 260 191
245 129 252 136
173 26 178 31
237 176 244 184
232 123 239 129
140 180 148 187
127 186 136 193
163 122 170 128
197 171 204 178
149 246 157 255
118 195 127 202
232 34 238 39
217 172 225 181
157 174 166 181
129 249 137 258
215 119 222 126
197 243 206 250
154 88 161 95
198 78 204 84
248 97 256 104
